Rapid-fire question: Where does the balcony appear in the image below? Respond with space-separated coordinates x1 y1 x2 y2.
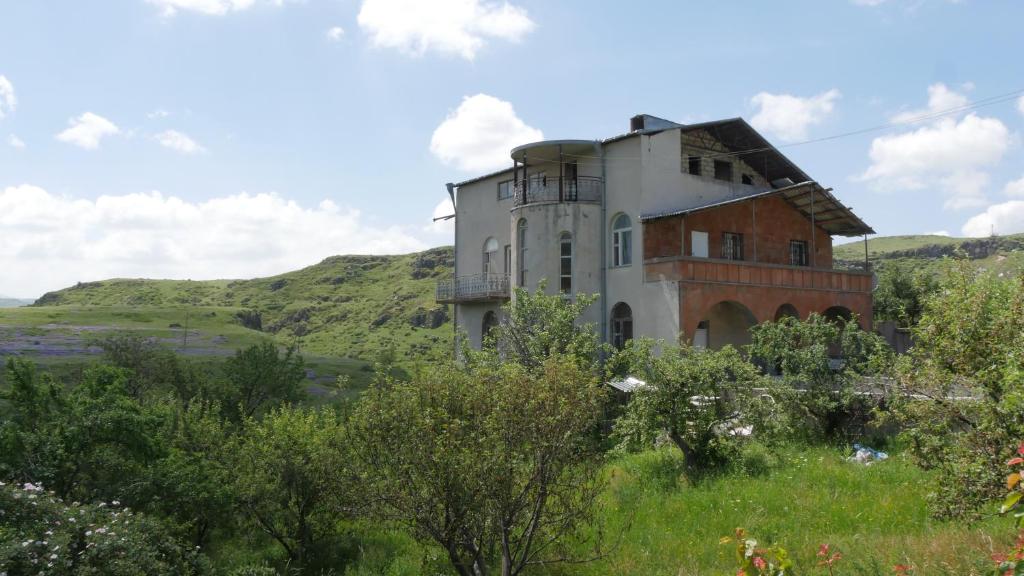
513 176 602 207
644 256 873 293
436 273 511 304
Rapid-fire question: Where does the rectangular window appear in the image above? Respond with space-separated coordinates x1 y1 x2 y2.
497 180 512 200
559 235 572 293
722 232 744 260
688 155 701 175
503 245 511 275
790 240 809 267
714 160 733 182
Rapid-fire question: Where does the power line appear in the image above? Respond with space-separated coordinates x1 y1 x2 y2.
523 86 1024 166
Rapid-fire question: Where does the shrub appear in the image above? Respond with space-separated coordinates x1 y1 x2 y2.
0 480 209 575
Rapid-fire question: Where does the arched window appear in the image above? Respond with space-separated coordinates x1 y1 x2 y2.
482 310 498 341
517 219 528 287
559 232 573 294
612 214 632 267
483 237 499 275
611 302 633 349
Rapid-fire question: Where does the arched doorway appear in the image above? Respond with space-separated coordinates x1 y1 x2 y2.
611 302 633 349
704 301 757 350
774 303 799 321
823 306 853 324
482 311 499 342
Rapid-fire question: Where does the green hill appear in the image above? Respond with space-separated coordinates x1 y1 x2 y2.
28 246 455 361
834 233 1024 275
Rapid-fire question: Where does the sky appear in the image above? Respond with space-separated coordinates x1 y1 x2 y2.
1 0 1023 298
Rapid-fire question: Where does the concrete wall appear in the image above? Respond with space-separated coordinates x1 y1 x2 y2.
454 170 516 277
510 201 602 327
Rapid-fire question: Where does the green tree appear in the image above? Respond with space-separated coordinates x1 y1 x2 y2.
747 314 893 440
348 356 608 576
230 406 353 571
222 342 306 421
95 332 209 402
471 283 601 373
613 341 781 474
149 400 237 548
0 361 165 503
889 263 1024 519
872 262 939 327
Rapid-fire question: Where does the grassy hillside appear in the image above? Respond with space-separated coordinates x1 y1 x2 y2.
835 232 1024 276
29 247 455 362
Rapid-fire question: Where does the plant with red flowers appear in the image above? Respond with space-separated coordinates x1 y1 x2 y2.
721 528 792 576
816 543 843 576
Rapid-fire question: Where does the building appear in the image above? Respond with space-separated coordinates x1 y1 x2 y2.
437 114 874 351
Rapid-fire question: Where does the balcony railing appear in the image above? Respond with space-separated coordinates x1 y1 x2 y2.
436 273 511 303
644 256 873 293
513 176 602 207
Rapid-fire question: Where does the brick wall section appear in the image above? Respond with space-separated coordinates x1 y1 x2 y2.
680 129 769 187
643 195 834 268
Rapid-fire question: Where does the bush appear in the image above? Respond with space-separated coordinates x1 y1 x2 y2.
0 480 209 575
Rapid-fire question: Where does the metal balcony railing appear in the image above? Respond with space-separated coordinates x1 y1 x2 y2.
513 176 602 207
436 273 511 303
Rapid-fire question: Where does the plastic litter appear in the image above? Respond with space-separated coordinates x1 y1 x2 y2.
848 443 888 466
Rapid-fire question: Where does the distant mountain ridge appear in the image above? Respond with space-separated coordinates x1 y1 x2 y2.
32 247 455 360
0 297 35 308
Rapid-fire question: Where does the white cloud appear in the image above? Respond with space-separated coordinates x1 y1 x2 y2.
1018 95 1024 117
857 84 1010 210
962 200 1024 237
430 93 542 172
1004 176 1024 198
326 26 345 42
55 112 120 150
8 134 25 149
357 0 535 60
425 197 455 237
749 89 840 142
148 0 254 16
891 83 968 124
148 108 170 119
0 185 429 297
154 129 206 154
0 75 16 119
851 0 887 5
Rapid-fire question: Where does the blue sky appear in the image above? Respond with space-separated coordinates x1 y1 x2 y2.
1 0 1023 297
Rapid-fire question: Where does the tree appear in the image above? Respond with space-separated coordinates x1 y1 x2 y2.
95 333 207 402
0 360 165 503
872 262 938 327
472 283 601 373
888 263 1024 519
149 400 237 548
348 356 608 576
613 341 781 474
222 341 306 421
747 314 892 440
230 406 353 571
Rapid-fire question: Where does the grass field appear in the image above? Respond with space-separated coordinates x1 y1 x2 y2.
553 446 1010 575
327 445 1011 576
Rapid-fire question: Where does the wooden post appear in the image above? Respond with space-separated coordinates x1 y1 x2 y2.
751 198 757 263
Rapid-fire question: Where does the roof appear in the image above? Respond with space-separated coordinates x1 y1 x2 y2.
607 375 647 393
679 117 812 185
452 166 514 188
640 180 875 236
